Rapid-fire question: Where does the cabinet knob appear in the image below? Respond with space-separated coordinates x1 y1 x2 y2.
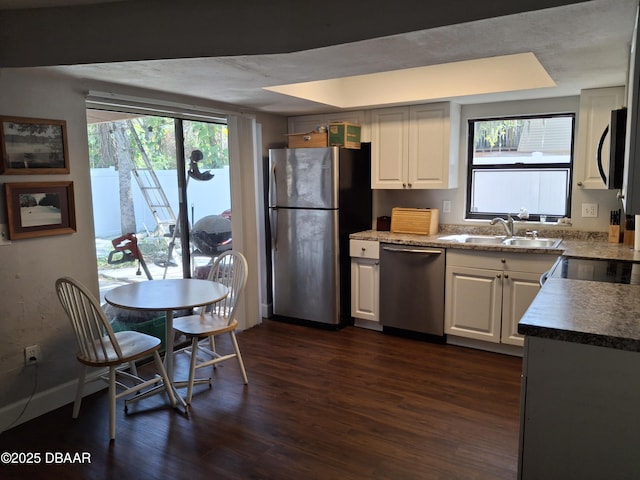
407 183 412 188
501 258 506 263
497 274 502 278
577 181 583 187
504 274 509 279
361 247 366 252
402 183 407 188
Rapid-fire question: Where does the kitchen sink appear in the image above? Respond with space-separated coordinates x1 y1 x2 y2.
438 234 506 244
439 234 499 243
502 237 563 248
439 234 562 248
462 236 506 244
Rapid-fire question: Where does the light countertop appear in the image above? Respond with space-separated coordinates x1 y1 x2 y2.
351 228 640 351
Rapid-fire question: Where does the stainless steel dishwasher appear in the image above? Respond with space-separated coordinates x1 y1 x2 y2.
379 243 445 338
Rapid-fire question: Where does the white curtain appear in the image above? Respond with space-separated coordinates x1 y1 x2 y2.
228 114 262 330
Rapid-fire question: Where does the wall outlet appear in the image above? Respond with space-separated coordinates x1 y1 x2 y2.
0 224 10 246
442 200 452 213
25 345 40 365
581 203 598 218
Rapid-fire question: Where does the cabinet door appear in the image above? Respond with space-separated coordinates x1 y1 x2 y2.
575 87 625 189
409 103 459 189
371 107 409 189
445 265 502 343
351 258 379 322
501 270 542 347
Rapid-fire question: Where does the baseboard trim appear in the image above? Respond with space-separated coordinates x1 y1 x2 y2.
446 335 523 357
0 369 107 434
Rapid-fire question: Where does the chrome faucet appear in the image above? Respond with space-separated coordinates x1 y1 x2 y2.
490 213 515 237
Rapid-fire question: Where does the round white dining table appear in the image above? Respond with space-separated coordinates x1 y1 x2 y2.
104 278 228 408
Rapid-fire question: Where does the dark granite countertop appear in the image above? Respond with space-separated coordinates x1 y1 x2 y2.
518 277 640 352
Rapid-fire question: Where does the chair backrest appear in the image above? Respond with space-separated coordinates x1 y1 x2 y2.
205 251 248 325
55 277 123 363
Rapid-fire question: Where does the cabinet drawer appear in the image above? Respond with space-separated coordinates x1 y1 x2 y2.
446 250 557 274
350 240 380 259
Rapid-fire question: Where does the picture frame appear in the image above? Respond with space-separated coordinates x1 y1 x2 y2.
0 116 70 174
4 181 76 240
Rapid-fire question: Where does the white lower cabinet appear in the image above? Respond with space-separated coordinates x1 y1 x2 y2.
350 240 379 327
445 250 556 347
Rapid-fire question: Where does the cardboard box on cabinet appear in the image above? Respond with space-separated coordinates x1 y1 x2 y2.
328 122 361 149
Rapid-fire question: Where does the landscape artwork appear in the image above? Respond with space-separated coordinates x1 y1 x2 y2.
0 116 70 174
4 182 76 240
19 191 63 227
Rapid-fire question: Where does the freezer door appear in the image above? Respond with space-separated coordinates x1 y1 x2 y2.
269 148 339 209
271 208 340 324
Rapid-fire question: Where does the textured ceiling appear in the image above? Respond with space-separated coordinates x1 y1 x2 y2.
2 0 638 115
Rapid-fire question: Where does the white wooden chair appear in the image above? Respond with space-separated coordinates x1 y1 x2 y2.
173 250 248 405
55 277 176 441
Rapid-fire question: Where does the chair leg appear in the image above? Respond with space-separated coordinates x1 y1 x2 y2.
108 366 117 441
186 337 199 405
72 364 87 419
153 350 176 408
230 332 248 385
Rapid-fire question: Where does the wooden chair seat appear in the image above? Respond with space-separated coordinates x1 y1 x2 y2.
77 331 162 367
174 314 237 338
55 277 176 441
172 251 248 405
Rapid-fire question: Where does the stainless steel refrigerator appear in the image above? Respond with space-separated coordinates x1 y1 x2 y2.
268 145 372 327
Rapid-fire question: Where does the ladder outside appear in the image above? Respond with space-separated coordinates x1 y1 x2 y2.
126 120 176 236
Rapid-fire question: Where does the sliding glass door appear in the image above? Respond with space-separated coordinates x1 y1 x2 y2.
86 110 230 297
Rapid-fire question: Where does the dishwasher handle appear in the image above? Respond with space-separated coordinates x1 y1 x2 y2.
381 246 443 255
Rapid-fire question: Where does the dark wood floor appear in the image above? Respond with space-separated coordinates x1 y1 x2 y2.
0 319 523 480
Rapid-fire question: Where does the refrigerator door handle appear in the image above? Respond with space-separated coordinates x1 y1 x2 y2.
269 164 277 208
269 207 278 250
381 246 443 255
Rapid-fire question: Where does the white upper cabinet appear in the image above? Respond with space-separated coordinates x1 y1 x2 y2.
575 86 625 189
371 102 460 189
370 106 409 188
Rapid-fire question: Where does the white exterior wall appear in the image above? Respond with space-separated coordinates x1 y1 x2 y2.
90 167 231 238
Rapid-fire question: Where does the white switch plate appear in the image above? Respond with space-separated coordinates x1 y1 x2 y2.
0 224 11 245
442 200 451 213
581 203 598 218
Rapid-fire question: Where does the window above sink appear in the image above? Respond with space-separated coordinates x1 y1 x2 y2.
466 113 575 223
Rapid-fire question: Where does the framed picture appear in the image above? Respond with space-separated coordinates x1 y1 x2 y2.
4 181 76 240
0 116 69 174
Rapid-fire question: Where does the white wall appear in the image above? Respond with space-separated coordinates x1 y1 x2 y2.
0 69 287 431
0 70 100 431
374 96 620 232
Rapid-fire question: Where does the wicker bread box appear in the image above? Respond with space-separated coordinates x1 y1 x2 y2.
390 208 439 235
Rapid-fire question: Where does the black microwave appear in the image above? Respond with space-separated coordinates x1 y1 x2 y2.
597 107 626 190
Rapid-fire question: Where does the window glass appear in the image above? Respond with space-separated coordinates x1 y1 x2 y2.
86 111 230 298
467 114 574 221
